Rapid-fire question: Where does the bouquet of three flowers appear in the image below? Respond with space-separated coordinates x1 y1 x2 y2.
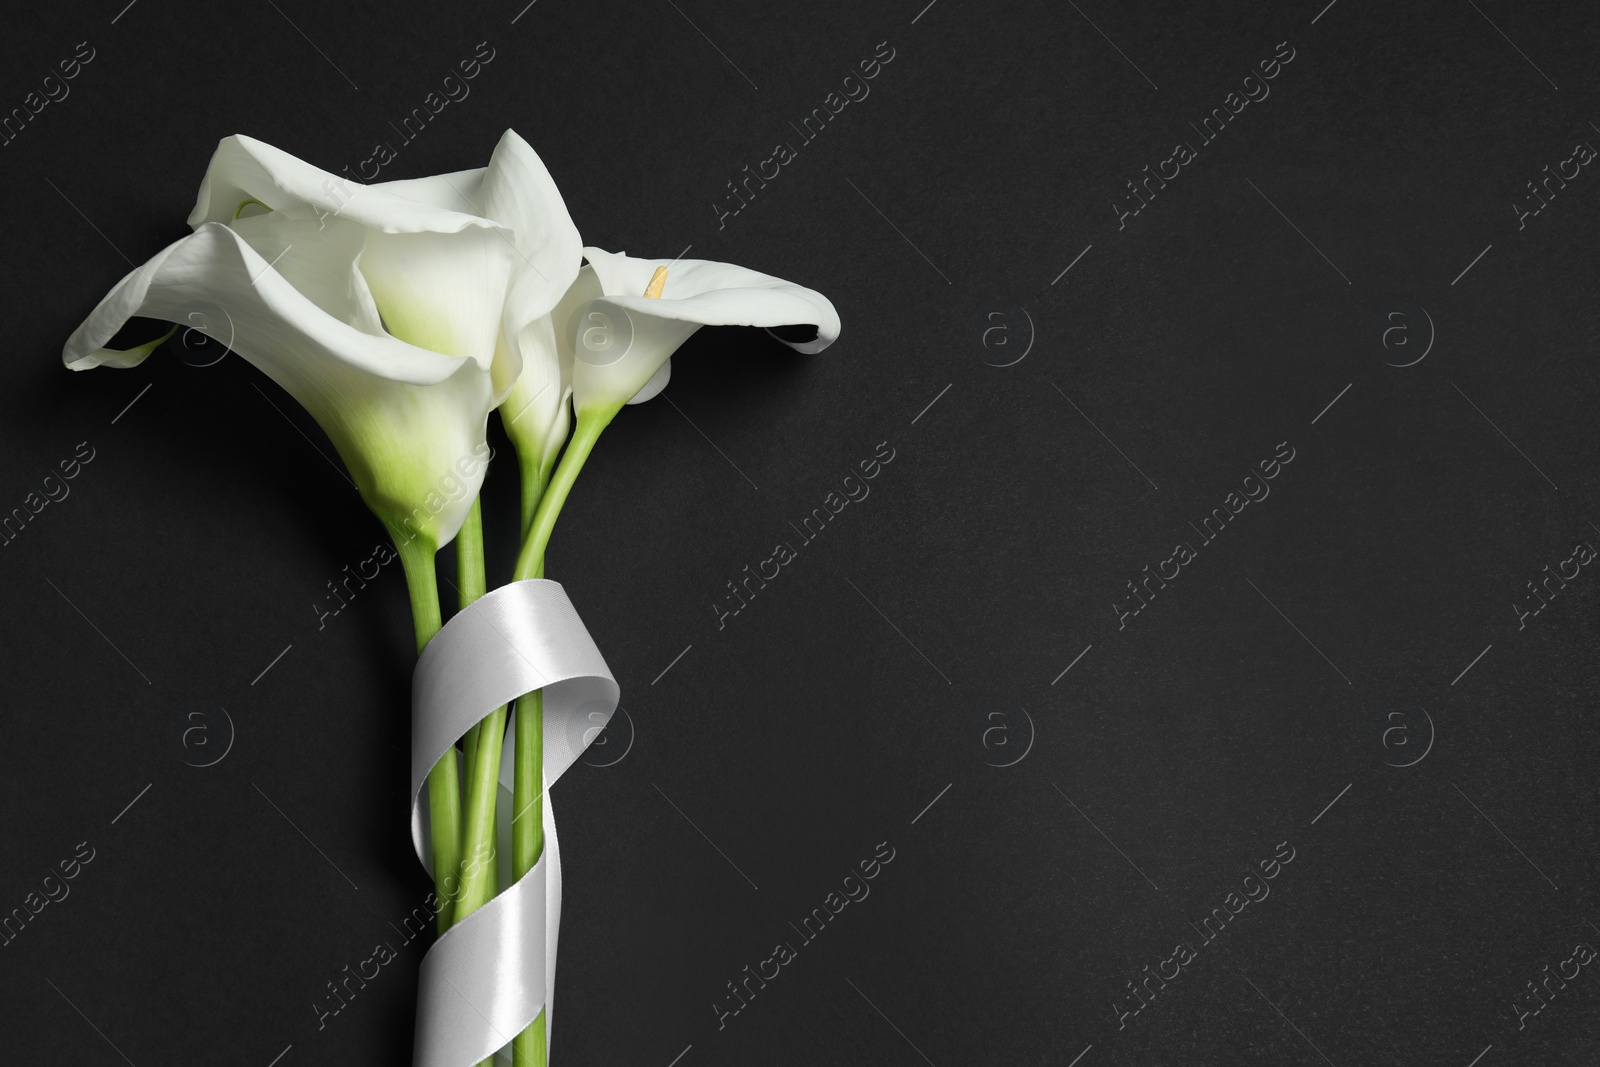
63 130 839 1065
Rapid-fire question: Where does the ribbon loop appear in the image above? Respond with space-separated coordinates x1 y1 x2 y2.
409 579 618 1066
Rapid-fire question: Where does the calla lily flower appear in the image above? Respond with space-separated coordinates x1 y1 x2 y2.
512 248 842 582
564 246 842 418
374 135 587 528
61 133 543 551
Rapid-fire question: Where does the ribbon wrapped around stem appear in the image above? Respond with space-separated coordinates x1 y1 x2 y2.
408 579 618 1066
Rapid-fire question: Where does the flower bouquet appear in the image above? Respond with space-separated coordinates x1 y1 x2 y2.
62 129 840 1065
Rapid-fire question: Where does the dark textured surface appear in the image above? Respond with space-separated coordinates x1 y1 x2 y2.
2 0 1598 1064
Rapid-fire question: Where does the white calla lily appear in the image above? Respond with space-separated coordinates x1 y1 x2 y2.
370 131 583 398
566 245 841 418
63 133 529 552
370 132 588 533
62 132 566 968
477 133 583 529
512 247 842 581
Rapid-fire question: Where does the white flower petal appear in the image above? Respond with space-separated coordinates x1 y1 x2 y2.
582 246 841 352
498 316 572 472
627 357 671 404
480 131 583 326
187 135 502 238
475 131 582 408
360 226 517 372
373 168 487 215
568 247 840 413
550 262 606 342
185 136 520 378
65 223 462 384
570 299 698 414
66 326 174 370
61 222 493 545
497 264 600 462
229 212 386 336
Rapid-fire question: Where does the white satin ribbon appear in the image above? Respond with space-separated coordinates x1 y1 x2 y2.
409 579 618 1066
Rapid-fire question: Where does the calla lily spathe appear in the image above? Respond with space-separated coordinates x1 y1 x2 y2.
508 246 843 583
565 246 842 417
374 137 588 508
60 132 570 550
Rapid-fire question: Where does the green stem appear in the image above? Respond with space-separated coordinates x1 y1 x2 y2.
395 533 460 936
513 1008 548 1067
510 686 546 1066
454 499 511 1067
513 404 619 584
509 403 618 1066
454 499 509 934
457 498 488 804
457 496 488 604
511 688 545 877
461 726 480 802
518 447 542 547
459 753 504 1067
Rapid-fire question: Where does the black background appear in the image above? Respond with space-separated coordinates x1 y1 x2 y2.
2 0 1599 1064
